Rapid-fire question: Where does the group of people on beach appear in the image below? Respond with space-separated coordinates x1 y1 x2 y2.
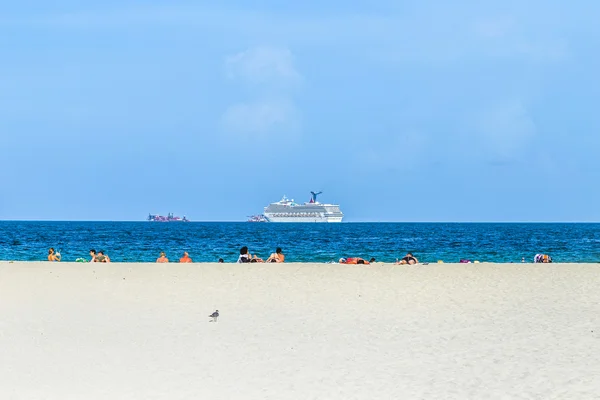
338 252 418 265
90 250 111 262
154 251 218 263
145 247 285 263
237 247 285 263
45 246 414 264
46 246 552 264
48 249 111 263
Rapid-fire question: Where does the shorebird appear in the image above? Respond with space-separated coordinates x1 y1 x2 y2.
209 310 219 322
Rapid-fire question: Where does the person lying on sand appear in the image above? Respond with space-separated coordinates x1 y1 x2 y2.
179 252 192 263
48 248 61 262
396 253 418 265
156 252 169 263
266 248 285 263
339 257 373 265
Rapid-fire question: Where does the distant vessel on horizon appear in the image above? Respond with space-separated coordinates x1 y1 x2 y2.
147 213 190 222
258 191 344 223
247 215 268 223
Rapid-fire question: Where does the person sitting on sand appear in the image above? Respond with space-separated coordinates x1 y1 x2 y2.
156 252 169 263
339 257 372 265
48 248 61 262
179 252 192 263
266 247 285 263
96 251 111 263
396 253 418 265
236 247 264 263
534 254 552 263
237 246 253 263
90 249 97 262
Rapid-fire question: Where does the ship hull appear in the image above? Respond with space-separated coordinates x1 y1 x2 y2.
265 215 343 223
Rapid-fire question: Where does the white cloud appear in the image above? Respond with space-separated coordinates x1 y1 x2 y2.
226 47 301 86
221 99 299 137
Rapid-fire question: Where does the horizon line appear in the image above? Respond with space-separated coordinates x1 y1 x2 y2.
1 220 599 224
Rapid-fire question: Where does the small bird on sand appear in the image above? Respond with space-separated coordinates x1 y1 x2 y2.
209 310 219 322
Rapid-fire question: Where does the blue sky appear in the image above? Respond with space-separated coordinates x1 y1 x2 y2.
1 1 599 221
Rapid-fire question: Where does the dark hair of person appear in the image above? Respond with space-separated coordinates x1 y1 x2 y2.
407 253 413 257
90 249 96 254
240 246 248 255
98 251 104 255
369 257 376 263
276 247 282 254
49 248 54 254
357 259 365 264
218 258 224 263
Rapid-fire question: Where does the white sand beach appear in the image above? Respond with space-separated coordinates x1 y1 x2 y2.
1 262 599 399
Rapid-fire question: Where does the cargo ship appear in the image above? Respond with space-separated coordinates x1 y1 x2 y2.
147 213 190 222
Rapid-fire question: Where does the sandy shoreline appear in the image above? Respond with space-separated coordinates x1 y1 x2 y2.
1 262 599 399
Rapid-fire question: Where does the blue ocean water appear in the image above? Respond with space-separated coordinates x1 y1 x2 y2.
0 222 599 263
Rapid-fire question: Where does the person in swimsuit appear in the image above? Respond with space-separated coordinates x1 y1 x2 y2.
237 247 252 263
396 253 418 265
96 251 110 263
339 257 371 264
266 248 285 263
156 252 169 263
48 248 61 262
90 249 97 262
179 252 192 263
534 254 552 263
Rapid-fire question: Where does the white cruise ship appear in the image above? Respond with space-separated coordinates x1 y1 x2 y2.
262 192 344 223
